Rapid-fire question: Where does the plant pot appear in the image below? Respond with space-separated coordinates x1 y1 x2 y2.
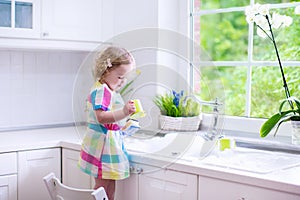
292 120 300 145
159 115 202 131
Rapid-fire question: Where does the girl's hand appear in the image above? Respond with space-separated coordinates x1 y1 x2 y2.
123 100 136 116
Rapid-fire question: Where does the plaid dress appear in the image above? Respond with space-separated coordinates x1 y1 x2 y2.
78 82 129 180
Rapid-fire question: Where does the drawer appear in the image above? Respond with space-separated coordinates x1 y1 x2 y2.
199 176 300 200
0 152 17 175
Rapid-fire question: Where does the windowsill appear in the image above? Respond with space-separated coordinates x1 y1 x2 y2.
201 113 293 144
199 113 300 154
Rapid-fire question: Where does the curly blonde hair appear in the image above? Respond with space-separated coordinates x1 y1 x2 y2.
94 46 135 82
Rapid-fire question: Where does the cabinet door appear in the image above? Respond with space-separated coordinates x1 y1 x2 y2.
41 0 102 42
115 168 139 200
0 0 40 38
0 175 17 200
18 148 61 200
199 176 300 200
139 165 198 200
0 152 17 175
62 148 93 189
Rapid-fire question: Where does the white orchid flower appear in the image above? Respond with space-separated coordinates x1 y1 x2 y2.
272 13 283 29
245 3 261 17
246 13 256 23
254 15 269 30
245 5 254 16
252 3 261 15
272 13 293 29
258 4 270 16
282 15 293 27
245 3 293 39
257 28 270 39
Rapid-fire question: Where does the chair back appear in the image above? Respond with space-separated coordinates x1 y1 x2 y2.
43 173 108 200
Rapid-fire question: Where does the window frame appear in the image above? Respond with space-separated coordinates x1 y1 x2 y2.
190 0 300 137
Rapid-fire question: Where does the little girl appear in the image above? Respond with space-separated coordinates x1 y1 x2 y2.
78 46 136 200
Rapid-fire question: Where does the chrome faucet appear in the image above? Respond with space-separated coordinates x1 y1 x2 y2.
183 96 223 141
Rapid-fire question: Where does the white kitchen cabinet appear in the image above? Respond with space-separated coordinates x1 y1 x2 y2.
115 166 139 200
198 176 300 200
139 165 198 200
18 148 61 200
62 148 93 189
0 152 18 200
0 0 40 38
0 175 17 200
41 0 102 42
0 0 106 50
116 162 198 200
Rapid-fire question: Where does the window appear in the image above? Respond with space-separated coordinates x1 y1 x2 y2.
0 0 12 27
191 0 300 119
15 1 33 28
0 0 33 29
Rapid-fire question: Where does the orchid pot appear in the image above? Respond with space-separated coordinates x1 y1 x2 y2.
292 120 300 145
260 97 300 144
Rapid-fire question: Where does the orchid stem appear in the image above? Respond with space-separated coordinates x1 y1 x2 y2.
265 15 294 110
256 24 273 41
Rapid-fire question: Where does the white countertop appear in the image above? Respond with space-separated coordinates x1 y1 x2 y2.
0 126 83 152
0 126 300 196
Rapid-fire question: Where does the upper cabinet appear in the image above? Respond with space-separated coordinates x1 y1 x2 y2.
0 0 40 38
0 0 109 51
41 0 102 42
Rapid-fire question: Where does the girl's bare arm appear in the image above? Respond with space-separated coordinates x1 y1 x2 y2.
95 101 135 124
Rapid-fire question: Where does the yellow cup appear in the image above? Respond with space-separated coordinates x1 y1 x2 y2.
219 138 235 151
131 99 146 119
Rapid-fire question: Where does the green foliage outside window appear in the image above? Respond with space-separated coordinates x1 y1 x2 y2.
196 0 300 118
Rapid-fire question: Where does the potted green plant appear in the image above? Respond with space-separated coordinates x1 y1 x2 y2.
245 4 300 143
153 90 202 131
260 97 300 138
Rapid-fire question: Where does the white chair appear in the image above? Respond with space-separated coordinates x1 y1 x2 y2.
43 173 108 200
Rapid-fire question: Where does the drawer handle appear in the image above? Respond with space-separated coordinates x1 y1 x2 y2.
136 167 143 174
42 32 49 37
129 166 135 172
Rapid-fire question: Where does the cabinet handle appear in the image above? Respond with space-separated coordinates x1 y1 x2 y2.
42 32 49 37
238 198 246 200
129 166 135 172
136 167 143 174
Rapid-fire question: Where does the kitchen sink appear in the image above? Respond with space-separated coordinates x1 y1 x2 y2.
125 130 300 174
185 136 300 174
125 131 216 161
197 147 300 174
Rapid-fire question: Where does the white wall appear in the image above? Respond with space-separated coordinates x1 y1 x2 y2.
0 0 190 130
0 50 86 130
157 0 191 91
104 0 190 130
110 0 159 35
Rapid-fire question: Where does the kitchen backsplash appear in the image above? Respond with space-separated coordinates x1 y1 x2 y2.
0 50 88 130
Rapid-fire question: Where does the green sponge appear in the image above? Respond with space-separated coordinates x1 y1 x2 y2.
219 138 235 151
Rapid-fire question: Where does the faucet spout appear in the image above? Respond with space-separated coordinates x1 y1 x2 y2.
183 96 223 141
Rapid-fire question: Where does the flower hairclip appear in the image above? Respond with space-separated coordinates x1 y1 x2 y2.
106 58 112 68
